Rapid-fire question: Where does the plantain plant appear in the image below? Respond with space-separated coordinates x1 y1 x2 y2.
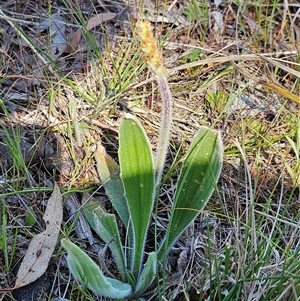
61 20 223 300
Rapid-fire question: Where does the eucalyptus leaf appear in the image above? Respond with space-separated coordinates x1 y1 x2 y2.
61 239 132 299
14 183 62 288
158 127 223 258
119 113 155 276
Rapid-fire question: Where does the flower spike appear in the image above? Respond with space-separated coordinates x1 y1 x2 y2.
136 20 167 76
136 19 172 186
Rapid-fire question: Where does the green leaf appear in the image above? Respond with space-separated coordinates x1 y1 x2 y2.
94 143 130 227
119 113 155 276
81 195 126 279
25 206 37 226
158 127 223 259
61 239 132 299
131 252 157 299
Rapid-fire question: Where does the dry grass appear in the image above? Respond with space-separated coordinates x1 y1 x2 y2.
0 0 300 300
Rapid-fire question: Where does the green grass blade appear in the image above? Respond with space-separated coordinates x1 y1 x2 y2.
158 127 223 259
61 239 132 299
119 113 155 277
1 201 9 270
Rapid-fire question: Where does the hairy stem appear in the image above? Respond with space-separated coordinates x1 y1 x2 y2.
155 75 172 186
135 19 173 185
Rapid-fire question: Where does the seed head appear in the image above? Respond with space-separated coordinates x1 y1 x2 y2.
136 20 167 76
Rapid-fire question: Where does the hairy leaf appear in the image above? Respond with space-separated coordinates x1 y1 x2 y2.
61 239 132 299
82 194 126 278
94 143 129 226
119 113 155 276
131 252 157 299
158 127 223 259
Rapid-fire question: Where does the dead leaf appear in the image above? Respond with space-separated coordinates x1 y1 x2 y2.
67 12 117 53
243 14 259 34
13 183 63 289
259 80 300 106
210 11 224 35
37 14 67 59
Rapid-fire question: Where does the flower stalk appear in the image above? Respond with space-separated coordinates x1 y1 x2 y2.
60 20 223 301
136 20 173 186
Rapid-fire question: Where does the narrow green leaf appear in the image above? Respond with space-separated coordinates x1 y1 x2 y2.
131 252 157 299
158 127 223 259
61 239 132 299
119 113 155 276
94 143 130 227
25 206 37 227
81 195 126 278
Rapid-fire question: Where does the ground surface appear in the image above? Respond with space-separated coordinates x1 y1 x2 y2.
0 0 300 300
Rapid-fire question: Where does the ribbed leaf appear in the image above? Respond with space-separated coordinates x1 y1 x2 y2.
131 252 157 299
94 143 129 227
81 195 126 278
158 127 223 259
61 239 132 299
119 113 155 277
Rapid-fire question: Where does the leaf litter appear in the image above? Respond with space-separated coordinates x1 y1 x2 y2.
13 183 62 289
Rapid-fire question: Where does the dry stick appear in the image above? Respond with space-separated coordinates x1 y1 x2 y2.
170 52 300 78
232 60 300 106
171 52 300 106
133 51 299 91
0 11 79 28
0 8 58 76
